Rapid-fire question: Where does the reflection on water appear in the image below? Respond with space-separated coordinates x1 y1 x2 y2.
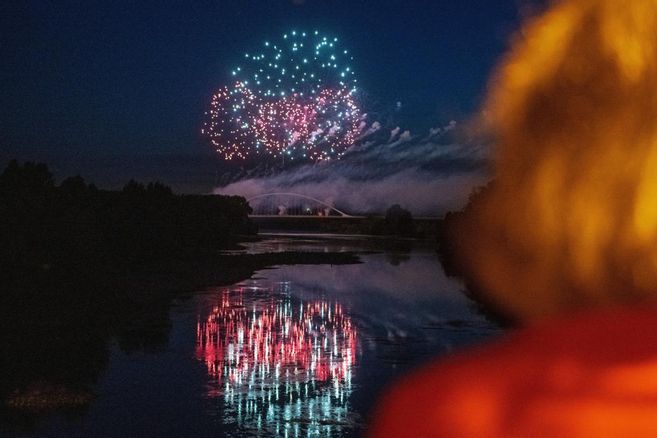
195 285 359 436
3 237 501 437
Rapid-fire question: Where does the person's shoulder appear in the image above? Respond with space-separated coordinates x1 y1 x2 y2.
369 306 657 437
369 332 528 437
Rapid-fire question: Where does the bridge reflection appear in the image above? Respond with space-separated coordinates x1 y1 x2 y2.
195 285 359 436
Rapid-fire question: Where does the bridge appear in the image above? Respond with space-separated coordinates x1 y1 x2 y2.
246 192 360 218
245 192 441 236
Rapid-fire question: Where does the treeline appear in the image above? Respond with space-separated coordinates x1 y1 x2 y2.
437 181 513 326
316 204 421 237
0 160 256 275
438 181 493 269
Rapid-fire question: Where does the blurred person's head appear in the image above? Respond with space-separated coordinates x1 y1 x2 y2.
453 0 657 321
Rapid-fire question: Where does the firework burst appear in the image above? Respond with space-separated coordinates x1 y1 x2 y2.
203 31 363 163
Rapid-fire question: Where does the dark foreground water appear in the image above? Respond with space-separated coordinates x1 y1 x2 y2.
6 235 501 437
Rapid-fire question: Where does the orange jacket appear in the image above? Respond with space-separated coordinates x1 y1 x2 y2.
370 306 657 437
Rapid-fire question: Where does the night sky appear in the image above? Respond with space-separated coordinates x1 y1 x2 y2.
1 1 530 190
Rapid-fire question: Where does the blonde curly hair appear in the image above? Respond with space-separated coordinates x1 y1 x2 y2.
454 0 657 320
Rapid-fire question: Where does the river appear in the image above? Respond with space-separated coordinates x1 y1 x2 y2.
8 234 502 437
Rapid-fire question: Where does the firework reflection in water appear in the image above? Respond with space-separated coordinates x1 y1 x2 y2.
195 283 359 435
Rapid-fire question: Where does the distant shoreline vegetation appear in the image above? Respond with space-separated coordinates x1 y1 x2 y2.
438 181 514 326
0 160 257 276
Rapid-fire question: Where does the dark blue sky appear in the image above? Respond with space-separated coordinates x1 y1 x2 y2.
1 1 534 189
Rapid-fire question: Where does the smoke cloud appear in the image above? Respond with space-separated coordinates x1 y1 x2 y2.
215 122 489 215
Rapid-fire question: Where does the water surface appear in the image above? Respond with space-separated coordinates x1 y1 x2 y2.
7 235 501 437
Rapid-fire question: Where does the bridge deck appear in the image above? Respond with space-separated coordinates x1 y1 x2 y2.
249 215 365 219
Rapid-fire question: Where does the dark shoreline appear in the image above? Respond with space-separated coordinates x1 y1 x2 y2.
120 249 362 297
